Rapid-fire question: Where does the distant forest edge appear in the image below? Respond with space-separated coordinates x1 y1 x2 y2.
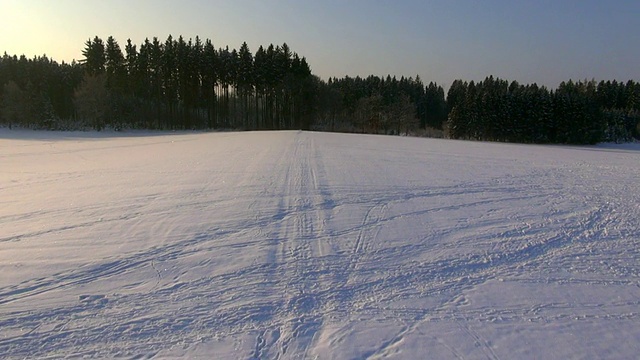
1 35 639 144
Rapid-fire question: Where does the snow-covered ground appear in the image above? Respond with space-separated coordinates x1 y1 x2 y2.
1 129 639 359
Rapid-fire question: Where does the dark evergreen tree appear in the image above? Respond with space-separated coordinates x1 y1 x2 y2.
424 82 446 129
202 39 218 128
237 42 254 129
81 36 105 76
2 35 637 141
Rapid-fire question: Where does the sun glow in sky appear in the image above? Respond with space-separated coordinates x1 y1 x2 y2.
1 0 638 88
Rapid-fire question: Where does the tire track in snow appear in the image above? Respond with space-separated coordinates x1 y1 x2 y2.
244 133 353 359
352 203 387 262
348 171 630 359
456 321 500 360
3 132 640 359
0 228 230 305
271 134 326 358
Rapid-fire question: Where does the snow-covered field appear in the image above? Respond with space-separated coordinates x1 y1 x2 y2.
1 130 639 359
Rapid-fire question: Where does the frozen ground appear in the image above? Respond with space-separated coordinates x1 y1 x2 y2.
1 129 639 359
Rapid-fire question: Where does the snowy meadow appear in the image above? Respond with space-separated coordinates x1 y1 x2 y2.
1 130 639 359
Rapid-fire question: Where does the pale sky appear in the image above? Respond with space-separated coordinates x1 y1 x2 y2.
1 0 638 89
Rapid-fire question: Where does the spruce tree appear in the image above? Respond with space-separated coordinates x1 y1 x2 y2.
81 36 106 75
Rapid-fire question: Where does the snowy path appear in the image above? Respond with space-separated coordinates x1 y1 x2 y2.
1 130 639 359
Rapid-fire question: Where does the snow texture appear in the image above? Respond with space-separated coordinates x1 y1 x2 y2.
1 130 639 359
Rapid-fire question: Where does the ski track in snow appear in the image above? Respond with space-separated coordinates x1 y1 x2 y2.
1 130 639 359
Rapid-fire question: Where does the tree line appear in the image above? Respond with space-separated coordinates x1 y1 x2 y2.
77 35 316 131
447 76 640 144
313 75 447 135
0 35 639 144
0 53 82 129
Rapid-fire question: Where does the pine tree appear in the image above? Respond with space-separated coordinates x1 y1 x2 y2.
253 45 267 129
149 37 164 128
425 82 446 129
202 39 218 128
124 39 138 97
237 42 254 129
162 35 178 128
81 36 106 75
105 36 125 89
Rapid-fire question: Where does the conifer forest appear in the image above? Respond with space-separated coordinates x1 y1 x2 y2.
1 35 638 144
